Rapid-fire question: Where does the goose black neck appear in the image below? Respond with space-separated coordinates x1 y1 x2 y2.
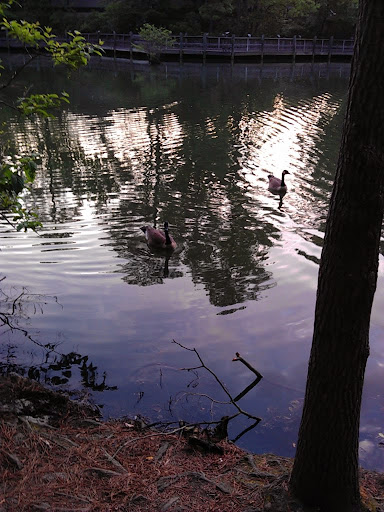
281 173 286 186
164 227 172 245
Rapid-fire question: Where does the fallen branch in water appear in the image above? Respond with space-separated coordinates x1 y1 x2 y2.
172 339 263 441
233 351 263 402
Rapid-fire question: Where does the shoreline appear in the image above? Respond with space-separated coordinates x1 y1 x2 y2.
1 374 383 511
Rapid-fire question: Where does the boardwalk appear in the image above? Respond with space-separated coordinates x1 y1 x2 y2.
0 32 354 62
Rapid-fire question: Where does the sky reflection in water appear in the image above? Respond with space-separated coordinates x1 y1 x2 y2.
1 58 383 471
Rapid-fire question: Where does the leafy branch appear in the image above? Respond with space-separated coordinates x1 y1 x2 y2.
0 1 104 230
45 30 103 69
17 91 70 118
0 155 42 231
2 20 104 71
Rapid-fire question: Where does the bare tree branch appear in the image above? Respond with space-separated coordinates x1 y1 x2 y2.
0 53 39 91
173 339 262 422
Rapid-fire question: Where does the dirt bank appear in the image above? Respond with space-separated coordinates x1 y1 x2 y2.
0 374 383 512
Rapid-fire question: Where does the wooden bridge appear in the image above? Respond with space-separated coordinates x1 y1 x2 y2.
0 32 354 62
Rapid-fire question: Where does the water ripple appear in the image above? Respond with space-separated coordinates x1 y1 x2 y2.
3 60 382 470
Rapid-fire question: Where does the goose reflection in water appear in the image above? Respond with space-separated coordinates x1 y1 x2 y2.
267 170 290 208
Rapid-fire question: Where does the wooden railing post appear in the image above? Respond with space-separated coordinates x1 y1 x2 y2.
113 31 116 59
203 33 207 63
293 35 297 63
328 35 334 62
129 31 133 62
261 34 264 63
231 34 235 64
312 35 317 61
179 32 183 63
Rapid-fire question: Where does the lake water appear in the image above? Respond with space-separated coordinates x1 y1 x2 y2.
1 56 383 471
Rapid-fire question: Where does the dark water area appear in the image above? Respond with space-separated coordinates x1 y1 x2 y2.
1 55 383 471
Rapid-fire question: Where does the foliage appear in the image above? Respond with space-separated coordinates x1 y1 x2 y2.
135 23 174 63
102 0 135 33
235 0 357 36
5 0 54 27
17 92 70 117
0 156 42 231
313 0 358 37
0 1 103 231
10 0 358 36
2 20 103 69
198 0 234 33
77 11 106 34
79 0 357 37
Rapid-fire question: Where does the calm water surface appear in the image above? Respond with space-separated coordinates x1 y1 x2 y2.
1 56 383 471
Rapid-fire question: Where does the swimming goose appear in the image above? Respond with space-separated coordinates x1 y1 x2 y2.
140 221 177 250
268 170 290 196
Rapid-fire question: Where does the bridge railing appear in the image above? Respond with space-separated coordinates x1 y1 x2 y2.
0 32 354 57
84 34 355 56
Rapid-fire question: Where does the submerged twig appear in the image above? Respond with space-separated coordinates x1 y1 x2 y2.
173 340 262 424
232 352 263 402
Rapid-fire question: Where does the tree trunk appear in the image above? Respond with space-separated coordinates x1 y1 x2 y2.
289 1 384 511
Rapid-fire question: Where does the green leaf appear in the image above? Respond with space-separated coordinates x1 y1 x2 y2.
17 92 71 118
0 5 104 231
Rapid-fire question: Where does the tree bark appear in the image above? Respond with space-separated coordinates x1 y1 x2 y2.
289 2 384 511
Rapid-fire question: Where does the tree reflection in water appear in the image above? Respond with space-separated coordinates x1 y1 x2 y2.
1 59 295 307
0 276 116 392
1 59 362 462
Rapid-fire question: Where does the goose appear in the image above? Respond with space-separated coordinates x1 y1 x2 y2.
268 170 290 197
140 221 177 251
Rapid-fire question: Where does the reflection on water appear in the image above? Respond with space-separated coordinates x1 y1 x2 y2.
1 57 383 471
0 278 116 391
